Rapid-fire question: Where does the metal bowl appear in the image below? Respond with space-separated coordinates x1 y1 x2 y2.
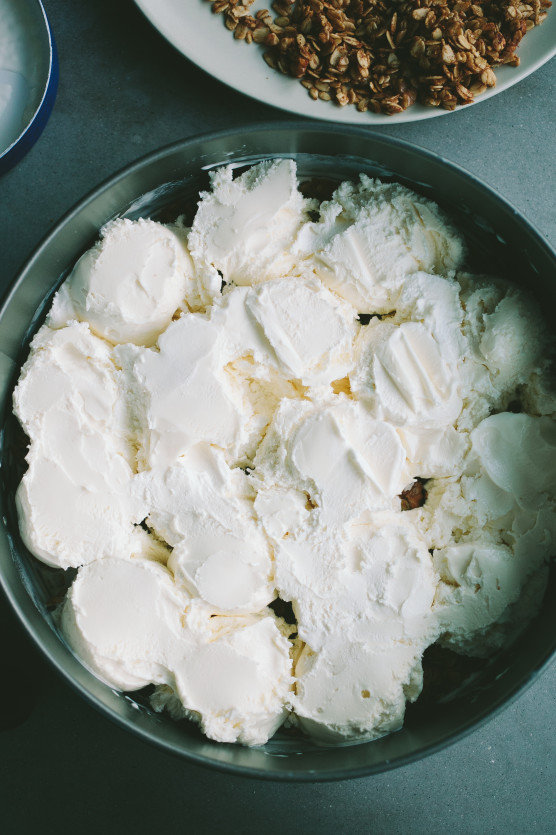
0 0 58 175
0 124 554 781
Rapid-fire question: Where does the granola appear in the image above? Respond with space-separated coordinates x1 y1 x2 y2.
206 0 552 114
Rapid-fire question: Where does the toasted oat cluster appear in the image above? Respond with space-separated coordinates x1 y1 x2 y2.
208 0 552 114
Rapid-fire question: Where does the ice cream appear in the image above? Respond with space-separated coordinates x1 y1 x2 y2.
13 322 146 568
49 217 194 347
12 158 556 747
61 557 293 745
274 515 439 742
292 176 465 313
188 158 309 297
254 398 410 525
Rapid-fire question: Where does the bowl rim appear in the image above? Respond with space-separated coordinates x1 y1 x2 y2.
0 0 59 175
1 121 555 781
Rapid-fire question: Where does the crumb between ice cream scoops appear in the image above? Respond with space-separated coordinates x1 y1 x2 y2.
12 158 556 746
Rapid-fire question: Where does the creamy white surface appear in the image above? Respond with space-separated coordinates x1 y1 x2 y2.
188 158 309 299
137 448 275 614
61 558 292 745
13 158 556 747
49 218 192 347
13 323 145 568
254 398 410 525
282 517 438 742
293 177 465 313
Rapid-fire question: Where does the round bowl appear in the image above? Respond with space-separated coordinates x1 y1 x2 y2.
0 124 554 781
0 0 58 175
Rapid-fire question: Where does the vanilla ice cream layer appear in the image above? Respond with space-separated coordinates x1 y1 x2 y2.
60 557 190 690
188 158 310 296
275 517 438 651
411 477 473 552
350 319 463 429
167 519 273 615
470 412 556 512
432 522 554 657
254 485 311 540
135 284 309 467
418 412 556 653
451 562 550 658
393 271 466 363
169 614 294 746
293 176 465 313
131 314 253 468
254 398 410 525
292 636 425 744
477 291 546 391
284 519 439 743
398 426 469 479
138 446 275 614
210 284 276 365
459 276 548 394
244 275 359 386
14 323 128 446
15 449 140 570
456 277 552 431
60 558 293 745
520 364 556 418
416 413 556 553
48 218 193 346
13 323 145 567
13 158 556 749
139 445 254 547
212 285 304 397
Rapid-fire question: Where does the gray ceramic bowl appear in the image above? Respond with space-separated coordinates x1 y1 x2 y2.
0 124 554 781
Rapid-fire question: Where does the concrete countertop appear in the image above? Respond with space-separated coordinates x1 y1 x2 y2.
0 2 554 832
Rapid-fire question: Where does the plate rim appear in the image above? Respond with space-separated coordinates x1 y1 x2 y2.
133 0 556 125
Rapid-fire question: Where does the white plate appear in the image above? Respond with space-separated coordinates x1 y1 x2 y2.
134 0 556 124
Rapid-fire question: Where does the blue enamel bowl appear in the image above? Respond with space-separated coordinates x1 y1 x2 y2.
0 0 58 175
